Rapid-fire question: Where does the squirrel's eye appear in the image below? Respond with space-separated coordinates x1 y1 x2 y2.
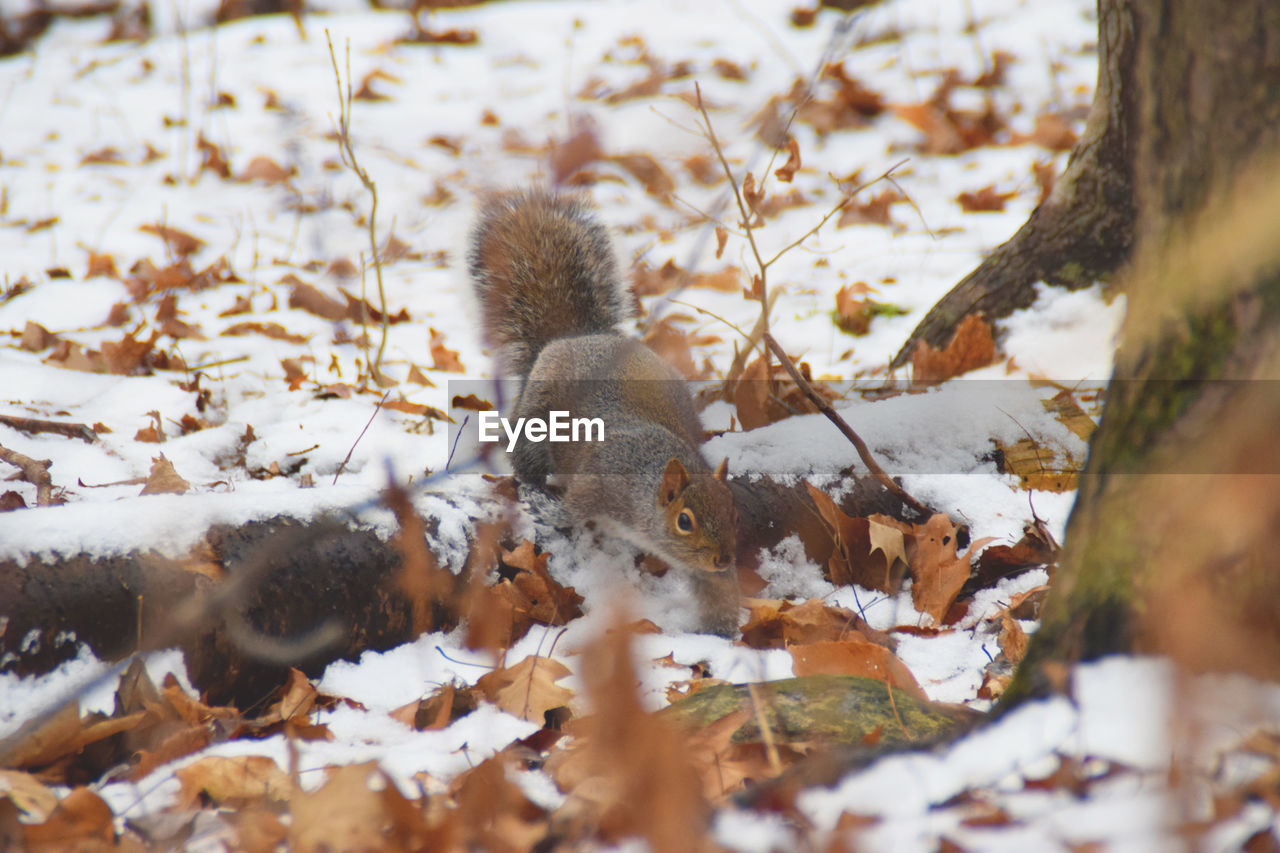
676 510 695 534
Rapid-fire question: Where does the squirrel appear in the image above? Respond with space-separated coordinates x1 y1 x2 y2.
468 188 740 635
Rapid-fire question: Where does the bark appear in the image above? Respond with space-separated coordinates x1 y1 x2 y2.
1005 0 1280 704
0 473 920 707
891 0 1136 369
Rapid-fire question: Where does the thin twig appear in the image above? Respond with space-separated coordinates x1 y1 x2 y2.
761 159 909 268
0 414 97 443
325 30 389 383
333 391 390 485
0 443 53 506
746 681 783 775
762 332 930 518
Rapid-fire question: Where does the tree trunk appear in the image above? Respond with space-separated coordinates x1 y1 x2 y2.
1005 0 1280 704
891 0 1136 368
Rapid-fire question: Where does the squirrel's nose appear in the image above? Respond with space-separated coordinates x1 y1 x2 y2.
714 553 732 569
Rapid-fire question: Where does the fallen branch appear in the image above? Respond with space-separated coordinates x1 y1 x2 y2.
0 443 54 506
0 414 97 443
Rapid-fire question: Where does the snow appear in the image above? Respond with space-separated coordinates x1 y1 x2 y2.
0 0 1275 848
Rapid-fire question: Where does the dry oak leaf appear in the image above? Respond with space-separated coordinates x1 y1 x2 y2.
909 513 994 624
21 787 115 848
997 612 1029 665
609 153 674 197
428 327 465 372
85 251 118 279
353 68 399 101
340 288 411 325
140 455 190 495
550 125 605 184
497 540 584 629
102 329 160 374
139 223 205 257
0 770 58 824
632 258 740 297
238 155 295 184
910 312 997 383
956 185 1017 213
731 354 772 432
175 755 290 810
741 597 894 649
20 321 56 352
790 638 926 700
222 321 309 344
287 279 347 321
774 137 801 182
995 436 1079 493
474 656 573 724
805 482 907 593
837 188 903 228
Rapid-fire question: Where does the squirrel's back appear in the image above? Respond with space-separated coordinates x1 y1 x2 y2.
468 189 632 378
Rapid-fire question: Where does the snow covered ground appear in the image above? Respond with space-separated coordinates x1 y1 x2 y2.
2 0 1278 849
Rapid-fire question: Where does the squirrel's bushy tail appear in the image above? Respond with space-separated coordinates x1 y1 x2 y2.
468 189 631 378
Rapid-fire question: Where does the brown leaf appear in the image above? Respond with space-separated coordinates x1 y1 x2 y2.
197 133 232 179
20 321 56 352
910 313 997 383
790 638 926 700
609 153 674 197
353 69 399 101
101 330 160 374
22 787 115 847
774 137 801 183
909 514 993 624
85 251 118 279
998 612 1029 664
712 58 746 81
140 455 190 495
956 185 1017 212
994 436 1079 492
428 328 465 373
451 393 494 412
474 656 573 723
238 155 295 184
81 146 125 165
740 598 893 649
222 322 309 344
175 755 290 809
493 541 584 635
550 125 605 184
139 223 205 257
805 483 907 593
288 280 347 321
281 358 307 390
836 188 903 228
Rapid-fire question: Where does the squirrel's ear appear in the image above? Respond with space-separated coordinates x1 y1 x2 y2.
713 457 729 483
658 458 690 506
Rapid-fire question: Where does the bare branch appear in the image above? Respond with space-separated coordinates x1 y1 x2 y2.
761 332 931 519
0 443 53 506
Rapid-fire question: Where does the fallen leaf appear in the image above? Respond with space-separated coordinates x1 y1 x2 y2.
790 639 926 700
910 313 997 383
238 155 295 184
957 185 1017 212
909 514 994 624
474 656 573 723
140 455 190 495
428 328 465 372
288 280 346 321
139 223 205 257
222 322 309 344
174 755 290 809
